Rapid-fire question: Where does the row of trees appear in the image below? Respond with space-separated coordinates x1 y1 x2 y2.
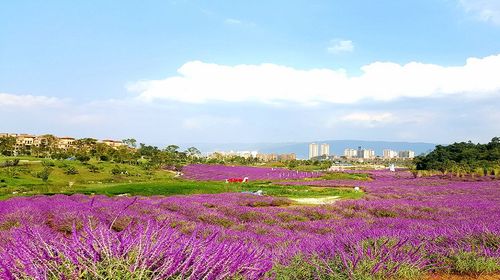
0 135 204 169
414 137 500 175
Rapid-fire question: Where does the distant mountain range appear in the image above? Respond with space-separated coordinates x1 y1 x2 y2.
179 140 437 159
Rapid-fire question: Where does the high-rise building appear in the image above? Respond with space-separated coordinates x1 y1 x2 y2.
383 149 398 159
398 150 415 159
320 143 330 156
359 149 375 159
354 146 375 159
309 143 319 159
344 148 358 158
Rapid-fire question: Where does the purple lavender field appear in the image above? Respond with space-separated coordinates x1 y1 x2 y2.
0 170 499 279
182 164 322 181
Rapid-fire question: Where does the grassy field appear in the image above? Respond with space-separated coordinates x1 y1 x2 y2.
0 156 364 201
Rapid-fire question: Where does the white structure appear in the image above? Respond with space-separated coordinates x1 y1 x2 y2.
344 148 358 158
364 149 375 159
398 150 415 159
383 149 398 159
210 150 258 159
320 143 330 156
357 147 375 159
309 143 319 159
389 164 396 172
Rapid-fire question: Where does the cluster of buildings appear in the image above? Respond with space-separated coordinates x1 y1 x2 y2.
343 147 376 159
0 133 126 153
207 150 296 162
308 143 330 159
208 150 258 159
256 153 296 161
308 142 415 160
382 149 415 159
344 147 415 159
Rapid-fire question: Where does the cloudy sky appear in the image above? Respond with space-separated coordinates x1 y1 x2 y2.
1 0 500 145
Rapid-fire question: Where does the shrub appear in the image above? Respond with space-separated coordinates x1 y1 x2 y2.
371 209 398 218
64 166 79 175
37 167 53 182
239 211 264 222
41 160 55 167
447 251 500 275
0 159 20 168
271 197 292 207
87 164 100 173
76 154 90 162
111 166 127 175
57 162 68 168
99 155 109 161
197 214 234 228
268 255 320 279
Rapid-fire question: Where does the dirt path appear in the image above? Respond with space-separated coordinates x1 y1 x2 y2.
288 196 340 205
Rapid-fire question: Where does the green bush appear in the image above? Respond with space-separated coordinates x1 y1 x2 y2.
64 166 79 175
87 164 100 173
76 154 90 162
37 167 53 182
41 160 55 167
111 166 127 175
269 254 424 280
447 251 500 275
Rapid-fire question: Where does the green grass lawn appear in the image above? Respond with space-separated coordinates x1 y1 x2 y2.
65 180 363 200
0 156 364 201
316 172 371 181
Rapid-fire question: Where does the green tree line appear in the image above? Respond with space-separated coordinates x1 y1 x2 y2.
0 136 205 169
414 137 500 175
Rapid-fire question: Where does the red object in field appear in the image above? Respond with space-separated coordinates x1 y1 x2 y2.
226 177 248 183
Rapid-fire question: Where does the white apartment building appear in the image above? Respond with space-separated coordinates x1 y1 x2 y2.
398 150 415 159
320 143 330 156
309 143 319 159
358 149 375 159
383 149 398 159
210 150 258 159
344 148 358 158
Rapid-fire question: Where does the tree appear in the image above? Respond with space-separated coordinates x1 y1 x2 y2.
0 136 16 156
186 147 201 157
415 137 500 173
122 138 137 148
39 134 58 156
37 167 53 182
93 143 110 161
164 145 180 154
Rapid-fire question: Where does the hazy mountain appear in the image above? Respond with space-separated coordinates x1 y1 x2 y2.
180 140 437 159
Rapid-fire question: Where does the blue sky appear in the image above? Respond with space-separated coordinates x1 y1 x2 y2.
1 0 500 146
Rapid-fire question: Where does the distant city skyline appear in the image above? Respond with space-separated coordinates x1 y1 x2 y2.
1 1 500 144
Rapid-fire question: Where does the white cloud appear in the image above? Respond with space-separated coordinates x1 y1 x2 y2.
182 116 241 130
62 114 106 125
341 112 394 123
327 39 354 54
460 0 500 25
224 18 256 27
129 54 500 105
224 18 242 25
337 111 434 128
0 93 64 108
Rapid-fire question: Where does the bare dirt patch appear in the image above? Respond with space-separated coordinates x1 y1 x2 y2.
289 196 340 205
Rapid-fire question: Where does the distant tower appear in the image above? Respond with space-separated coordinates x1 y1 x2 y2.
320 143 330 157
309 143 319 159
